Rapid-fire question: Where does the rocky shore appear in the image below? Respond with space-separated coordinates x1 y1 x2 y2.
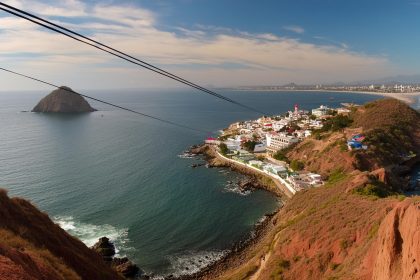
189 144 287 198
166 144 287 280
168 209 279 280
92 237 146 279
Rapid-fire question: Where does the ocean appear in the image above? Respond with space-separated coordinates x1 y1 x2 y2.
0 89 383 276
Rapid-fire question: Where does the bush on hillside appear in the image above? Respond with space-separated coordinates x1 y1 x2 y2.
290 160 304 171
321 115 353 132
273 150 288 162
219 143 229 155
242 141 257 152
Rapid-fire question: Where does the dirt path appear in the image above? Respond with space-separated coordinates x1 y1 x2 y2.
249 230 282 280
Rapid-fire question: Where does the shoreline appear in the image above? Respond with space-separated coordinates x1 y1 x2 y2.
191 144 292 199
226 88 420 105
170 144 289 280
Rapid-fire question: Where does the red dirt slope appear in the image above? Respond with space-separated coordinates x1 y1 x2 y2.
0 189 122 280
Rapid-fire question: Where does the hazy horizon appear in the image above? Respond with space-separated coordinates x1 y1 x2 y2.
2 0 420 91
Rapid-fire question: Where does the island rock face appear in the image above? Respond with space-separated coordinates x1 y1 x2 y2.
32 86 96 113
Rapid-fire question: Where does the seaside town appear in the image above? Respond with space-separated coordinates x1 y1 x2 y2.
202 103 368 195
232 83 420 93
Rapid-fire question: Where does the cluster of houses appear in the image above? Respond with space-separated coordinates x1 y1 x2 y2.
204 104 355 193
207 104 351 155
207 105 321 154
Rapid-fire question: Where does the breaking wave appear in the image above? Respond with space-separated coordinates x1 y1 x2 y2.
167 250 228 277
223 182 252 196
54 215 133 256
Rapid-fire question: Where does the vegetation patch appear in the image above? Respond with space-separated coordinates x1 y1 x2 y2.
270 259 291 279
273 150 289 162
353 181 395 198
330 263 340 271
339 239 351 250
368 222 380 239
242 141 257 152
290 160 304 171
326 169 347 185
219 143 228 155
319 115 353 132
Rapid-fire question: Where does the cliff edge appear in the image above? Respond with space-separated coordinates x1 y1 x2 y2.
0 189 122 280
32 86 96 113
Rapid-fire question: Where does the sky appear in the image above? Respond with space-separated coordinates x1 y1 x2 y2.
1 0 420 90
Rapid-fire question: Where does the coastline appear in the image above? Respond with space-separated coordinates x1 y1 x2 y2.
191 144 292 199
171 144 289 280
226 88 420 105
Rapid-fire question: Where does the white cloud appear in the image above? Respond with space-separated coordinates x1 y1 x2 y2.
0 0 394 90
283 25 305 34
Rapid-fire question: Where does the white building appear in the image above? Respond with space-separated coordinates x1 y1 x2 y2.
312 105 330 117
253 143 266 153
266 133 299 153
225 140 241 151
337 108 351 115
263 163 287 175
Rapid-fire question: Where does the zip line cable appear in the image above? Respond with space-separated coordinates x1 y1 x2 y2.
0 67 208 134
0 2 267 115
0 2 234 107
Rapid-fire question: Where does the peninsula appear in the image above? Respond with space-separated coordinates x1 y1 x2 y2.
187 98 420 279
32 86 96 113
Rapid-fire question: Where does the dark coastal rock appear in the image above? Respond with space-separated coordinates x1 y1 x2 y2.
191 163 205 168
112 257 142 278
32 86 96 113
237 179 258 191
92 237 115 262
92 237 147 279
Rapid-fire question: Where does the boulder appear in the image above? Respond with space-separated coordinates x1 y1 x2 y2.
111 257 141 278
92 237 115 262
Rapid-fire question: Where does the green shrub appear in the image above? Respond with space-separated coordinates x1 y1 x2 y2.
273 150 288 162
326 169 347 185
290 160 304 171
353 182 393 198
219 143 228 155
321 115 353 132
242 141 257 152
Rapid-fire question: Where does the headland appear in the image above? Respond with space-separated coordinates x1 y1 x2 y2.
184 97 420 279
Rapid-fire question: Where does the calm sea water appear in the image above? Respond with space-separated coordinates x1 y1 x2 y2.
0 89 381 276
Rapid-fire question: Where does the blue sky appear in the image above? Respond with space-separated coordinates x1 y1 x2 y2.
139 0 418 68
0 0 419 90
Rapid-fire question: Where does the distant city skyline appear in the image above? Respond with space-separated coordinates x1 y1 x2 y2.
1 0 420 90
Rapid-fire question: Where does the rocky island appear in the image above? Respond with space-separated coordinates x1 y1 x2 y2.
32 86 96 113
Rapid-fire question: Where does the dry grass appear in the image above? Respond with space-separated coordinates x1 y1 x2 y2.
0 228 80 280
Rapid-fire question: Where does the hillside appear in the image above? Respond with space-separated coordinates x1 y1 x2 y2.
287 98 420 190
0 189 123 280
205 99 420 280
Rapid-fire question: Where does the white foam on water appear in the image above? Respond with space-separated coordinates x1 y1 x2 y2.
167 250 228 277
54 216 133 256
223 182 252 196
